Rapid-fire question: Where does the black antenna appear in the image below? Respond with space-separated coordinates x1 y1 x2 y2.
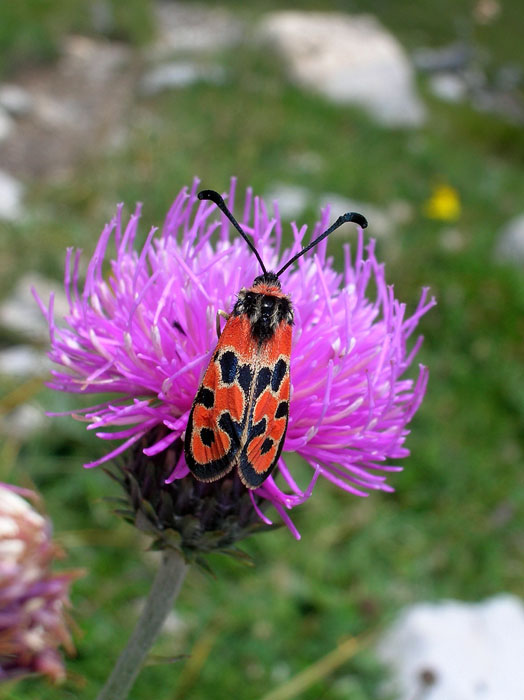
198 189 267 275
276 211 368 278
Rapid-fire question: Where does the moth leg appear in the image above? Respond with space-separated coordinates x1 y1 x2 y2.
216 309 230 339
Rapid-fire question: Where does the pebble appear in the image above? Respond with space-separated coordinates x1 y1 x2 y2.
0 84 33 117
0 402 47 439
139 61 225 95
429 73 467 103
0 170 24 221
152 1 242 57
264 183 309 220
258 11 425 127
377 594 524 700
495 214 524 263
0 346 50 377
413 42 471 73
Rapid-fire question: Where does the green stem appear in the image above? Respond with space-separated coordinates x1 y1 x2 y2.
97 549 188 700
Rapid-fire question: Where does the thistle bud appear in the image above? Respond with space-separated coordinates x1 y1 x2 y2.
0 484 80 683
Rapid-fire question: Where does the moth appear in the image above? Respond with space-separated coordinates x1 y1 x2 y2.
184 189 367 489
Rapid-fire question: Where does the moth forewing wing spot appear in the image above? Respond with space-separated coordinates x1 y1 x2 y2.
187 191 361 490
186 274 293 490
184 315 254 482
184 371 237 482
237 322 292 489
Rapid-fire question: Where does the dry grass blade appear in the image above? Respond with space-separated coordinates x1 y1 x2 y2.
260 634 370 700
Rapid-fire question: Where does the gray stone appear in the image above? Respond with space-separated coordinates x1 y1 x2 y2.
32 93 83 130
0 273 69 342
152 2 243 57
139 61 225 95
0 170 24 221
472 87 524 124
496 214 524 263
0 35 135 180
377 594 524 700
265 183 310 220
0 84 34 117
0 346 50 377
0 402 47 439
413 43 471 73
258 12 425 127
429 73 467 103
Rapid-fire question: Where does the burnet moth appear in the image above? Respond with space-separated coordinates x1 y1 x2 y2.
184 189 367 489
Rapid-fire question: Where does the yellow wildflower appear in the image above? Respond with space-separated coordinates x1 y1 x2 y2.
423 184 461 221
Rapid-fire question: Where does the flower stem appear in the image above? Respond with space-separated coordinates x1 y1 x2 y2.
97 549 188 700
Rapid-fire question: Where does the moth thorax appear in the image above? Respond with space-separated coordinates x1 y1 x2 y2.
234 284 293 343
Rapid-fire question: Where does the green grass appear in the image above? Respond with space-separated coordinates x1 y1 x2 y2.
1 1 523 698
0 0 153 74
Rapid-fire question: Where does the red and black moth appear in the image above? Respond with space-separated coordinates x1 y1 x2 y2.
184 189 367 489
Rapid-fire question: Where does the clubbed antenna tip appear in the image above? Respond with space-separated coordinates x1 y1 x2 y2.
198 190 222 205
343 212 368 229
275 208 369 277
198 188 368 279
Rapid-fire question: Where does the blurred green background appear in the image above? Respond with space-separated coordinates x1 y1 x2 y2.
0 1 523 698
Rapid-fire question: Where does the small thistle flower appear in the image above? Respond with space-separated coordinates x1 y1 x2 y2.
36 178 434 546
0 483 80 683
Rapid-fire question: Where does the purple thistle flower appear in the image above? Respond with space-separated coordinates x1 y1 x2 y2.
35 178 435 540
0 483 81 683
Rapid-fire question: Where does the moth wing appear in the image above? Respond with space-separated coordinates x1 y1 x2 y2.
184 316 256 482
237 322 291 489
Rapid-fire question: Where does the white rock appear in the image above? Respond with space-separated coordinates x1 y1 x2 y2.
429 73 467 103
0 346 50 377
0 273 69 342
153 2 243 57
0 83 34 116
139 61 225 95
377 594 524 700
265 183 310 220
0 36 134 178
496 214 524 263
0 106 14 142
258 12 425 127
63 34 131 79
0 402 47 439
0 170 24 221
33 93 83 130
319 193 398 238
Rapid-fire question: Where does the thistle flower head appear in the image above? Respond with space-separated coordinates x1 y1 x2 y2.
36 178 434 542
0 484 80 683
